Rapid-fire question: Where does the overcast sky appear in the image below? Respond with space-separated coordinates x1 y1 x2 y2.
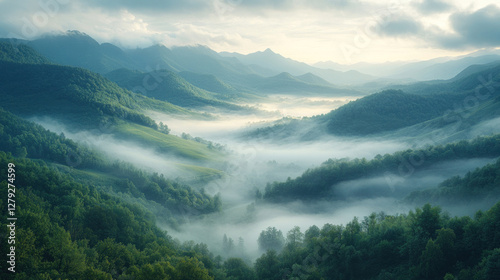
1 0 499 64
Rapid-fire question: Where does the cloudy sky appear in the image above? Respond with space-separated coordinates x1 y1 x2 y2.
1 0 499 64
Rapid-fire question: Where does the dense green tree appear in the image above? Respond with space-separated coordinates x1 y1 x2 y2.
286 226 304 249
224 258 256 280
418 239 445 280
255 250 282 280
258 227 286 252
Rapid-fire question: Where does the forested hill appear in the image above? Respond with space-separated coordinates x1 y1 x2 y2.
0 152 219 279
263 135 500 202
27 30 137 74
0 41 51 64
0 107 227 279
0 60 195 129
247 89 470 139
178 71 238 96
389 62 500 96
0 42 229 179
105 68 243 110
321 89 456 135
248 62 500 140
0 108 221 218
406 157 500 204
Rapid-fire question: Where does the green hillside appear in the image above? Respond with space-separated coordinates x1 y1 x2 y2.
383 91 500 145
114 122 225 163
0 44 227 177
105 68 242 110
0 61 192 129
406 158 500 204
248 62 500 140
390 62 500 96
245 89 460 139
29 30 137 74
250 72 361 95
0 151 220 279
322 89 458 135
179 71 238 97
0 108 221 215
263 135 500 202
0 41 51 64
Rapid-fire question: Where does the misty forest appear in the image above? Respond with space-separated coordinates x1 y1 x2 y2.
1 28 500 280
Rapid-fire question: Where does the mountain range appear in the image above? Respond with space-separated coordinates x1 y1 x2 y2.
315 49 500 81
6 30 498 98
247 60 500 142
24 31 361 97
220 48 375 85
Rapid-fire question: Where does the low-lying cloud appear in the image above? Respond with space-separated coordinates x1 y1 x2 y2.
376 15 424 37
444 4 500 49
374 4 500 50
412 0 453 14
29 116 208 180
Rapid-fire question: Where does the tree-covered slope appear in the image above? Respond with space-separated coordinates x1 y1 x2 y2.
0 41 51 64
321 89 457 135
105 68 242 110
0 108 221 217
28 30 137 74
178 71 238 97
0 152 220 279
247 62 500 140
389 61 500 96
263 135 500 202
0 106 228 279
244 72 362 95
0 60 192 129
0 44 228 175
245 89 460 139
406 158 500 204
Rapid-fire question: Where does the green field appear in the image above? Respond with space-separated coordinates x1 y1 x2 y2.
114 122 225 162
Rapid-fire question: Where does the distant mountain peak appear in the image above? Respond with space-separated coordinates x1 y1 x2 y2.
263 48 275 54
37 30 99 47
148 44 169 50
273 72 296 79
299 72 315 77
40 30 93 41
171 44 217 56
64 30 91 38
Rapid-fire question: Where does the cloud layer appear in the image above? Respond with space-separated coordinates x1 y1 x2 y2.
374 3 500 50
412 0 452 14
0 0 499 63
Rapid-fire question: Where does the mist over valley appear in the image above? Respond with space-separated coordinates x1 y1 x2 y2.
1 4 500 276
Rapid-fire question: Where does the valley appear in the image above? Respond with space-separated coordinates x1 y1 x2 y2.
1 29 500 279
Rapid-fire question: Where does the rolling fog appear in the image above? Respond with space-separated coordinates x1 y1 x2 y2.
30 95 500 261
28 116 207 179
147 96 498 261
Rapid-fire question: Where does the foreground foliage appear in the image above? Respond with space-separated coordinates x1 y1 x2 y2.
0 152 220 279
253 203 500 280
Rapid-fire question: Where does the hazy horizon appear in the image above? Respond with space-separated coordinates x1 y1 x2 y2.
1 0 500 65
